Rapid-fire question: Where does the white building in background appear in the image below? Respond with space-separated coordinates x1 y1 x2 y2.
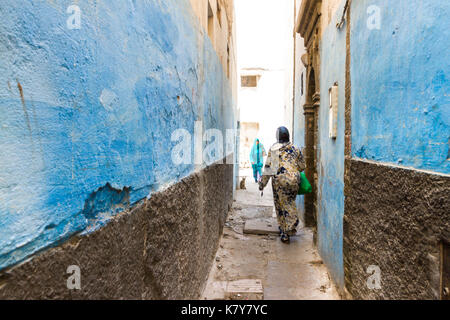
236 0 296 168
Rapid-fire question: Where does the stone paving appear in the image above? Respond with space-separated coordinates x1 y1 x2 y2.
201 177 340 300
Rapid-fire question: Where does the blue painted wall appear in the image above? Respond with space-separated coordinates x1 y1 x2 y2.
351 0 450 174
0 0 236 270
296 0 449 293
316 1 347 291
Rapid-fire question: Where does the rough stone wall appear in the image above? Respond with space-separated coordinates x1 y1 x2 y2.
344 159 450 300
0 161 233 300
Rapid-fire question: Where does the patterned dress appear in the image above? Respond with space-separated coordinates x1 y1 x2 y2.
260 142 306 237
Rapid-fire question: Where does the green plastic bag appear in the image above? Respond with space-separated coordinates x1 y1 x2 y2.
298 172 312 195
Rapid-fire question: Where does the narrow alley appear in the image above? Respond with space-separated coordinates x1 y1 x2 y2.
0 0 449 304
202 174 339 300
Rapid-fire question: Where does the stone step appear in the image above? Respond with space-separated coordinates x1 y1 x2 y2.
243 219 279 235
206 279 264 300
225 279 264 300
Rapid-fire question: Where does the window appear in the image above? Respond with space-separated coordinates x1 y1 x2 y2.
241 75 258 88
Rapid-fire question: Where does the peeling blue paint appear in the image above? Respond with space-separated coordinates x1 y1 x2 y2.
81 183 131 232
0 0 235 270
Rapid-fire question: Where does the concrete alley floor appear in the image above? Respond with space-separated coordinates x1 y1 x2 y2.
201 171 340 300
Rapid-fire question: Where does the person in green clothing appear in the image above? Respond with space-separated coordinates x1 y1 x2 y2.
250 138 266 183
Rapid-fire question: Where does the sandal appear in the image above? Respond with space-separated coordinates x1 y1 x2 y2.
280 234 290 244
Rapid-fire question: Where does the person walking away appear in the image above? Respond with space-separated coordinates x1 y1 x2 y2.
250 138 266 183
259 127 306 243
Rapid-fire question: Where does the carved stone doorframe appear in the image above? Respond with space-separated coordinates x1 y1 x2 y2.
296 0 321 230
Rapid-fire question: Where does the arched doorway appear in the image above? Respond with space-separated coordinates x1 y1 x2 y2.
303 67 318 229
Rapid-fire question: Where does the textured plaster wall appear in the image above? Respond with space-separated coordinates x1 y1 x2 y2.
0 0 236 271
316 0 347 291
0 161 234 299
351 0 450 174
344 159 449 299
343 0 450 299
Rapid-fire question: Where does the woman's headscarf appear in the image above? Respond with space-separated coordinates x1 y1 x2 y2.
265 127 290 175
276 126 290 143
